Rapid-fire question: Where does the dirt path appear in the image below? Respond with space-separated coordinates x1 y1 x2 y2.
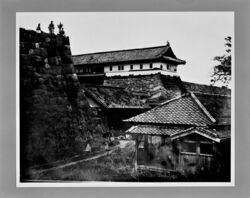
30 147 118 175
29 140 133 176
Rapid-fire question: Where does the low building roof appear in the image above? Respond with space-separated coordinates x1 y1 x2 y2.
126 125 230 142
124 92 216 126
170 127 229 142
126 125 193 136
72 45 186 65
183 81 231 96
84 85 150 109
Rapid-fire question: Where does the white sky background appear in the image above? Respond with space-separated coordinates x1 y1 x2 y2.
17 12 234 85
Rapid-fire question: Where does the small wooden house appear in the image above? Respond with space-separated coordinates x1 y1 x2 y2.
124 92 231 177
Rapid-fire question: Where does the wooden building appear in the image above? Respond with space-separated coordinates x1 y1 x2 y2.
124 91 231 178
72 42 186 84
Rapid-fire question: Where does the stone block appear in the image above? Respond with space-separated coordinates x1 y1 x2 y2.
48 57 60 65
62 64 75 74
20 54 32 65
30 55 43 66
29 48 48 57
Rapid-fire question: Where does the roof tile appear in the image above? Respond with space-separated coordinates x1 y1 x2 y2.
72 45 185 65
84 85 150 109
124 93 214 126
126 125 193 136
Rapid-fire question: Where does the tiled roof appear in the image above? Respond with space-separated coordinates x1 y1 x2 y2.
126 125 193 136
170 127 229 142
72 45 185 65
84 85 150 109
183 81 231 96
126 126 230 142
124 93 215 126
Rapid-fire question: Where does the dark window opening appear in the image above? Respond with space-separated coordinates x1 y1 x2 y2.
182 142 196 153
130 65 133 70
118 65 124 70
140 64 143 69
109 66 112 71
160 65 163 70
149 63 153 69
167 65 170 70
85 68 91 73
200 143 213 155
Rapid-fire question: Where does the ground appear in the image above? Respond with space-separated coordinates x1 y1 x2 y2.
26 140 137 182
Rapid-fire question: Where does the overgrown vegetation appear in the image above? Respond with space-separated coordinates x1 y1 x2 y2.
28 141 136 181
211 36 232 86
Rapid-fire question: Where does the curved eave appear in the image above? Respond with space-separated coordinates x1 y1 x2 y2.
73 57 161 67
122 120 210 127
162 56 186 65
73 56 186 67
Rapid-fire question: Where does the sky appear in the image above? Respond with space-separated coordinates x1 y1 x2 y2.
17 12 234 85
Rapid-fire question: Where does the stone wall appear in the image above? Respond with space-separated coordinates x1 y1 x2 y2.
104 74 184 104
19 27 106 179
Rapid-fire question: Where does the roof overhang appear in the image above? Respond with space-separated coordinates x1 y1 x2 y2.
126 125 224 143
170 128 221 143
162 56 186 65
73 58 165 67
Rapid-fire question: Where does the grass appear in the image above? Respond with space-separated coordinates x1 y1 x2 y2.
27 141 137 181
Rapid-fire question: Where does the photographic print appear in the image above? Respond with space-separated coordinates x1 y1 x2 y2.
16 12 234 187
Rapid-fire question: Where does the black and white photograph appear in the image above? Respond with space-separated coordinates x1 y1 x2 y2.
16 12 234 186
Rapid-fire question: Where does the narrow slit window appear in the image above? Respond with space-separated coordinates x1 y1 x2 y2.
140 64 143 69
130 65 133 70
149 63 153 69
109 66 112 71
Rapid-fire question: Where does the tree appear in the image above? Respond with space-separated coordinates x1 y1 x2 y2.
211 36 232 87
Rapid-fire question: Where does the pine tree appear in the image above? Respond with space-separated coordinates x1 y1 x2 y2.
211 36 232 86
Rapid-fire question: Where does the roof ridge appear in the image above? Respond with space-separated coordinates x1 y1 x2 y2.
170 127 221 142
192 91 231 97
84 87 108 108
183 81 231 90
72 45 167 57
170 127 195 138
156 46 170 58
159 93 189 106
190 92 216 123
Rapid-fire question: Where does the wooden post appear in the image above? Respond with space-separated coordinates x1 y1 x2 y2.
176 139 182 170
196 142 200 166
135 138 138 173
